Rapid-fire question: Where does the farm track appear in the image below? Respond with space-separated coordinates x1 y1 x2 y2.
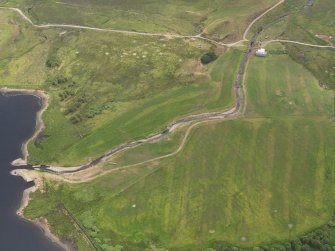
0 6 238 47
263 39 335 49
2 4 333 50
0 1 299 49
1 2 334 177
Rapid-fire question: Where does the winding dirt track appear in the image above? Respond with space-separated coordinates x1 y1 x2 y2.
263 39 335 49
45 29 260 174
49 107 240 173
0 6 237 47
0 4 331 50
1 2 334 176
0 1 286 48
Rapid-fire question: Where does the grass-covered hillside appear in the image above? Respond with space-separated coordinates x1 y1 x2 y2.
4 0 333 167
2 0 277 42
25 54 335 250
1 0 335 250
0 8 244 165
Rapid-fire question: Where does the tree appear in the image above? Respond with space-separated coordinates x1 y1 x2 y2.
291 239 302 251
301 244 312 251
201 51 218 65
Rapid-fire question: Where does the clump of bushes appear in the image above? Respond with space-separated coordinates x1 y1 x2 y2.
69 114 83 124
64 94 86 115
46 75 68 86
46 55 60 68
201 51 218 65
85 102 114 118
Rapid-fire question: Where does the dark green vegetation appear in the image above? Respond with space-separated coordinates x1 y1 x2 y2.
201 51 218 65
286 46 335 90
3 0 276 42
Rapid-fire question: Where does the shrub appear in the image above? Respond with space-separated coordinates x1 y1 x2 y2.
201 51 218 65
70 114 82 124
46 75 68 86
46 55 60 68
301 244 312 251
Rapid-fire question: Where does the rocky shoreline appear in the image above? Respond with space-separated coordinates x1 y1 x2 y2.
0 88 72 251
0 88 49 166
11 169 72 251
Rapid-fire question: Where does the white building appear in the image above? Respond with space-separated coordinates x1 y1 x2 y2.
255 48 267 57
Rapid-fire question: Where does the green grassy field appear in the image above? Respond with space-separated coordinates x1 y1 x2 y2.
245 55 333 118
25 54 335 250
0 11 48 88
2 0 277 42
101 118 335 249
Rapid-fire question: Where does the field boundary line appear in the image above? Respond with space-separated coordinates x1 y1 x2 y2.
59 204 100 251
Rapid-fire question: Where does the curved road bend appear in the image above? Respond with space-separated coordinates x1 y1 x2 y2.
242 0 285 40
0 1 284 48
0 6 228 46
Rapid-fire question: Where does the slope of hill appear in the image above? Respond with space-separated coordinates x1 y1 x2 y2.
0 0 334 250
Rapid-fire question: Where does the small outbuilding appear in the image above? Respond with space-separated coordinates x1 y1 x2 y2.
255 48 268 57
